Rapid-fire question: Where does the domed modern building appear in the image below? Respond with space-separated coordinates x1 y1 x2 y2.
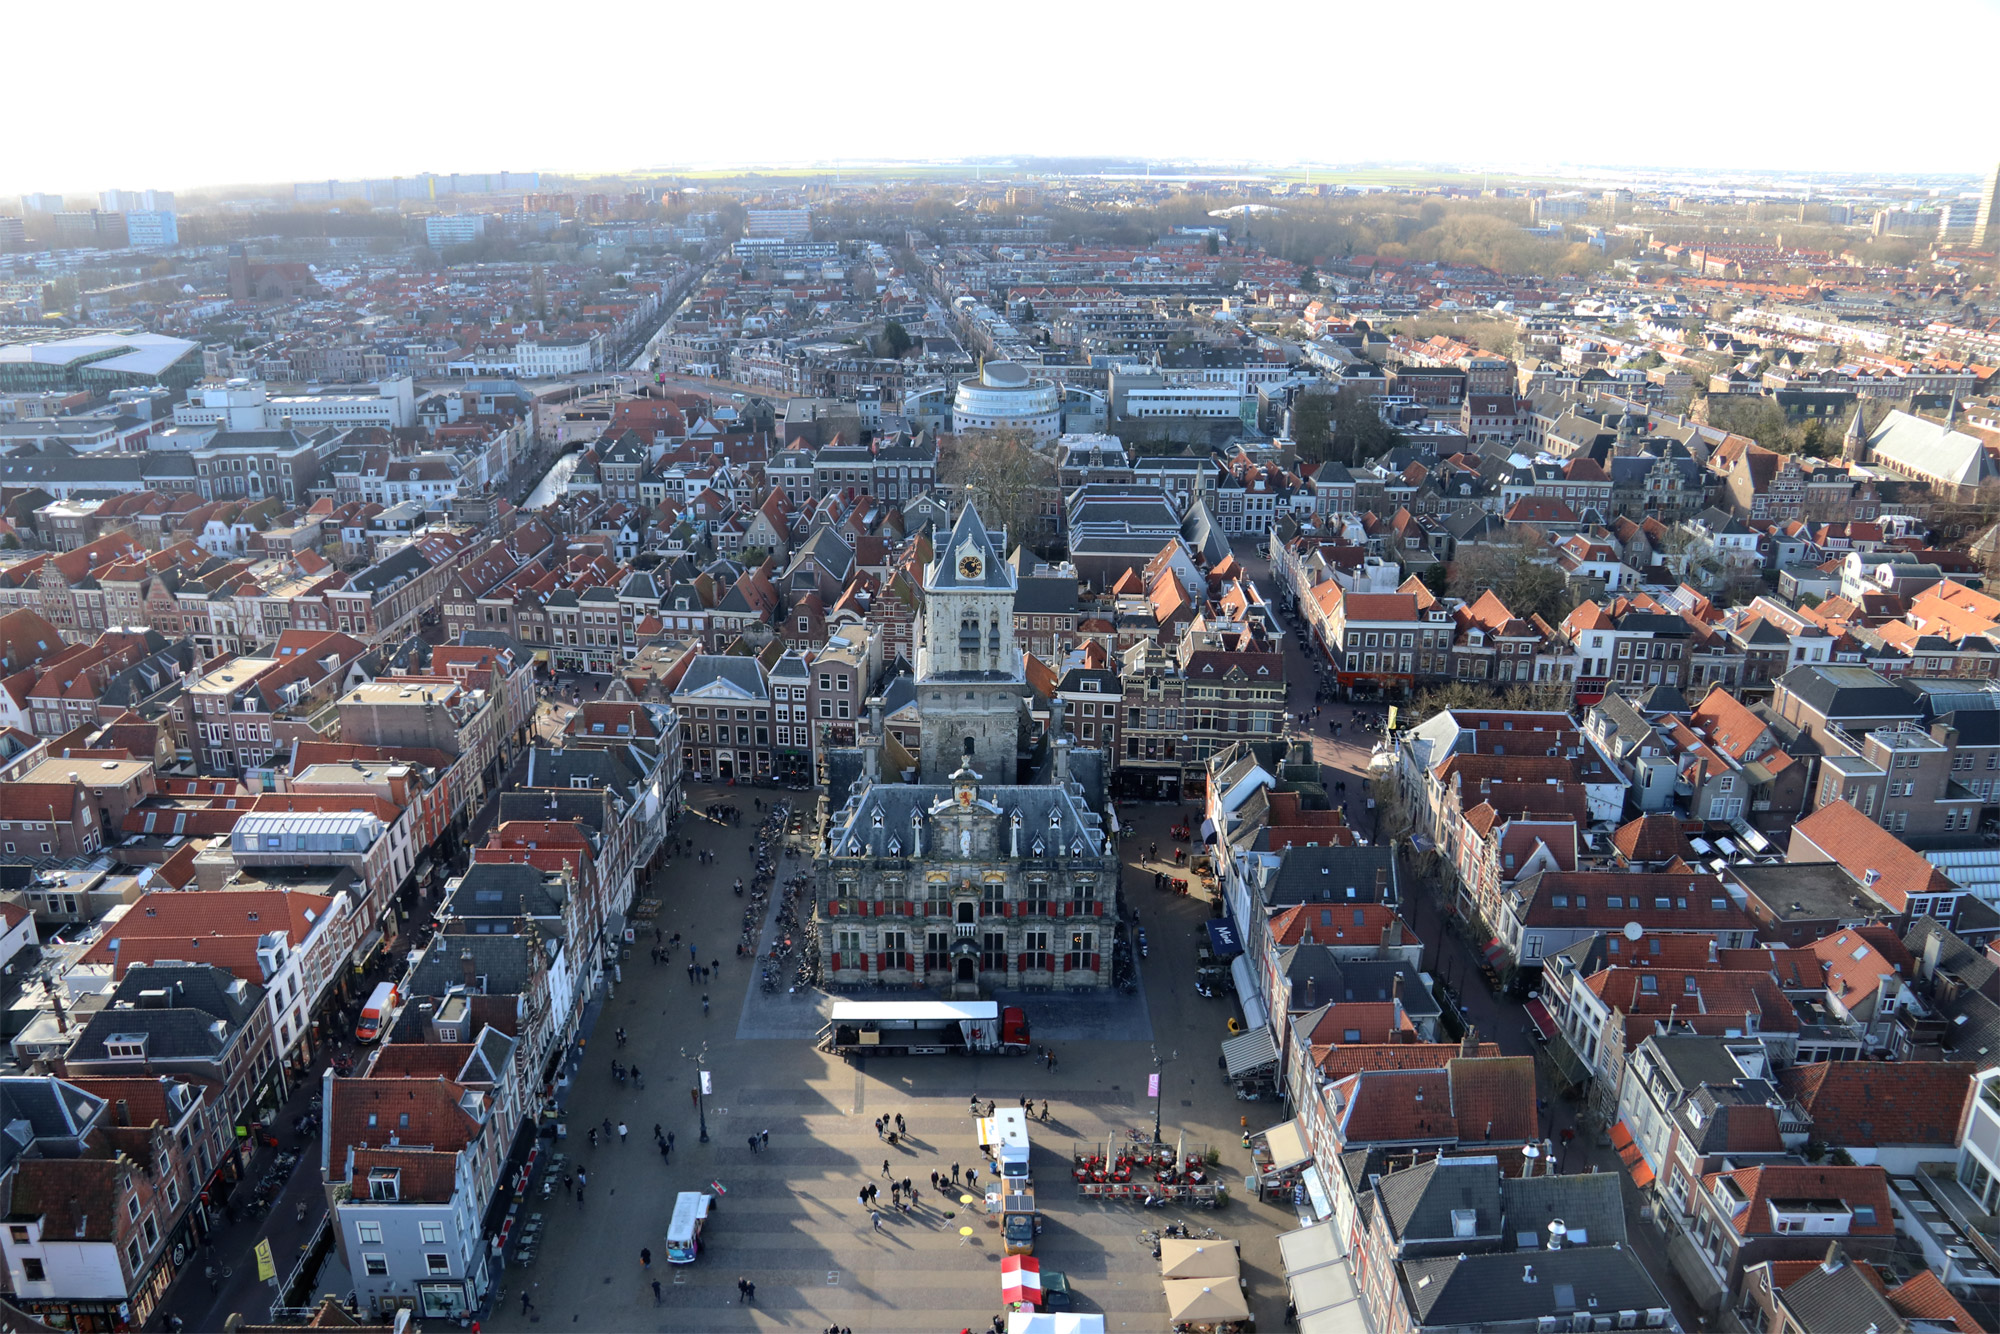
952 361 1061 441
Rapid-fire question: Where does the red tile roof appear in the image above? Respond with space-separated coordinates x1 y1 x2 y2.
80 889 331 979
1310 1042 1500 1080
1789 801 1953 912
1882 1269 1986 1334
1781 1061 1974 1149
1612 814 1696 864
1706 1164 1896 1237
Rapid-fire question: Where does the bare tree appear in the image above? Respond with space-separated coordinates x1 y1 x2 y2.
938 429 1060 554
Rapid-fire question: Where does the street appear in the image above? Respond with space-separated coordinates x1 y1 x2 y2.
1237 542 1706 1332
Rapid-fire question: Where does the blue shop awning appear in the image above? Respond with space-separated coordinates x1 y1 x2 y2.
1206 919 1244 960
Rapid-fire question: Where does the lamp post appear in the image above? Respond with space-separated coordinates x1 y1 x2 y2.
680 1043 710 1143
1151 1044 1178 1146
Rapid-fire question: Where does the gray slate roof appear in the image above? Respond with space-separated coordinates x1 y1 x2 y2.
407 932 538 998
826 778 1107 861
1377 1156 1502 1245
927 502 1012 591
1261 845 1395 909
444 862 570 920
1402 1245 1669 1326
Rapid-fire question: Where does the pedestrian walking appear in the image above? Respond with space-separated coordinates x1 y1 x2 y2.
881 1158 890 1177
967 1165 979 1188
641 1247 652 1269
737 1277 749 1302
748 1134 759 1153
651 1279 662 1305
857 1187 868 1207
760 1129 770 1148
952 1162 961 1184
931 1170 941 1191
618 1121 629 1143
521 1289 535 1315
871 1211 884 1232
744 1281 756 1303
703 993 710 1016
895 1113 905 1134
667 1131 675 1152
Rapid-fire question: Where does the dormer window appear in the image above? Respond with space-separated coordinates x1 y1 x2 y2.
368 1168 400 1201
104 1034 147 1060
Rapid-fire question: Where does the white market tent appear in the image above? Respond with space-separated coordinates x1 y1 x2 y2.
1007 1315 1106 1334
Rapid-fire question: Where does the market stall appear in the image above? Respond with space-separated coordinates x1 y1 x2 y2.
1159 1239 1241 1281
1163 1275 1251 1331
1220 1026 1278 1100
1002 1253 1042 1309
1006 1315 1105 1334
1248 1117 1311 1205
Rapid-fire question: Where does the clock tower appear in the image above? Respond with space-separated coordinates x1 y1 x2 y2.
914 498 1026 780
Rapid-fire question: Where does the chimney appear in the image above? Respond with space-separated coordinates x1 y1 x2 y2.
1460 1025 1479 1059
1821 1240 1846 1273
1304 975 1317 1009
1379 920 1402 957
114 1099 129 1127
1546 1218 1567 1249
460 947 477 993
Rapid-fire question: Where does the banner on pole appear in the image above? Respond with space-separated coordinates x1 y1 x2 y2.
1147 1073 1160 1098
254 1238 276 1282
699 1071 713 1096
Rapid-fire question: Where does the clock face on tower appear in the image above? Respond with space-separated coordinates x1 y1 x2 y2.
959 553 982 579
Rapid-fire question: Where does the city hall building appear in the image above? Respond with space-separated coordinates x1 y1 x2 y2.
813 502 1120 994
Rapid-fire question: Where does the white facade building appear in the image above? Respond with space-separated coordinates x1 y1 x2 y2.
124 211 178 248
424 215 487 247
514 339 600 378
172 377 418 431
952 361 1060 441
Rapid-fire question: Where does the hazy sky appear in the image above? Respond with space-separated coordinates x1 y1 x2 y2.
12 0 1999 196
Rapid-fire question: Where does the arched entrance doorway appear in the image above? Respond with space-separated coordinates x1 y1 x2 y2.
956 957 976 983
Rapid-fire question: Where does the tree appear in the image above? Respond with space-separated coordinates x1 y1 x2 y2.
1290 393 1334 460
1327 387 1404 466
1298 263 1318 292
1447 538 1572 624
938 429 1058 555
880 319 913 359
1016 301 1036 325
1205 233 1220 255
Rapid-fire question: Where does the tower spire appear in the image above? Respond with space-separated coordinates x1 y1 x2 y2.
1842 403 1868 464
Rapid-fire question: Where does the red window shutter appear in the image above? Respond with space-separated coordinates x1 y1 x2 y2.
1004 901 1015 917
873 953 884 972
1018 953 1029 973
1090 953 1101 972
831 952 841 971
1092 901 1103 917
